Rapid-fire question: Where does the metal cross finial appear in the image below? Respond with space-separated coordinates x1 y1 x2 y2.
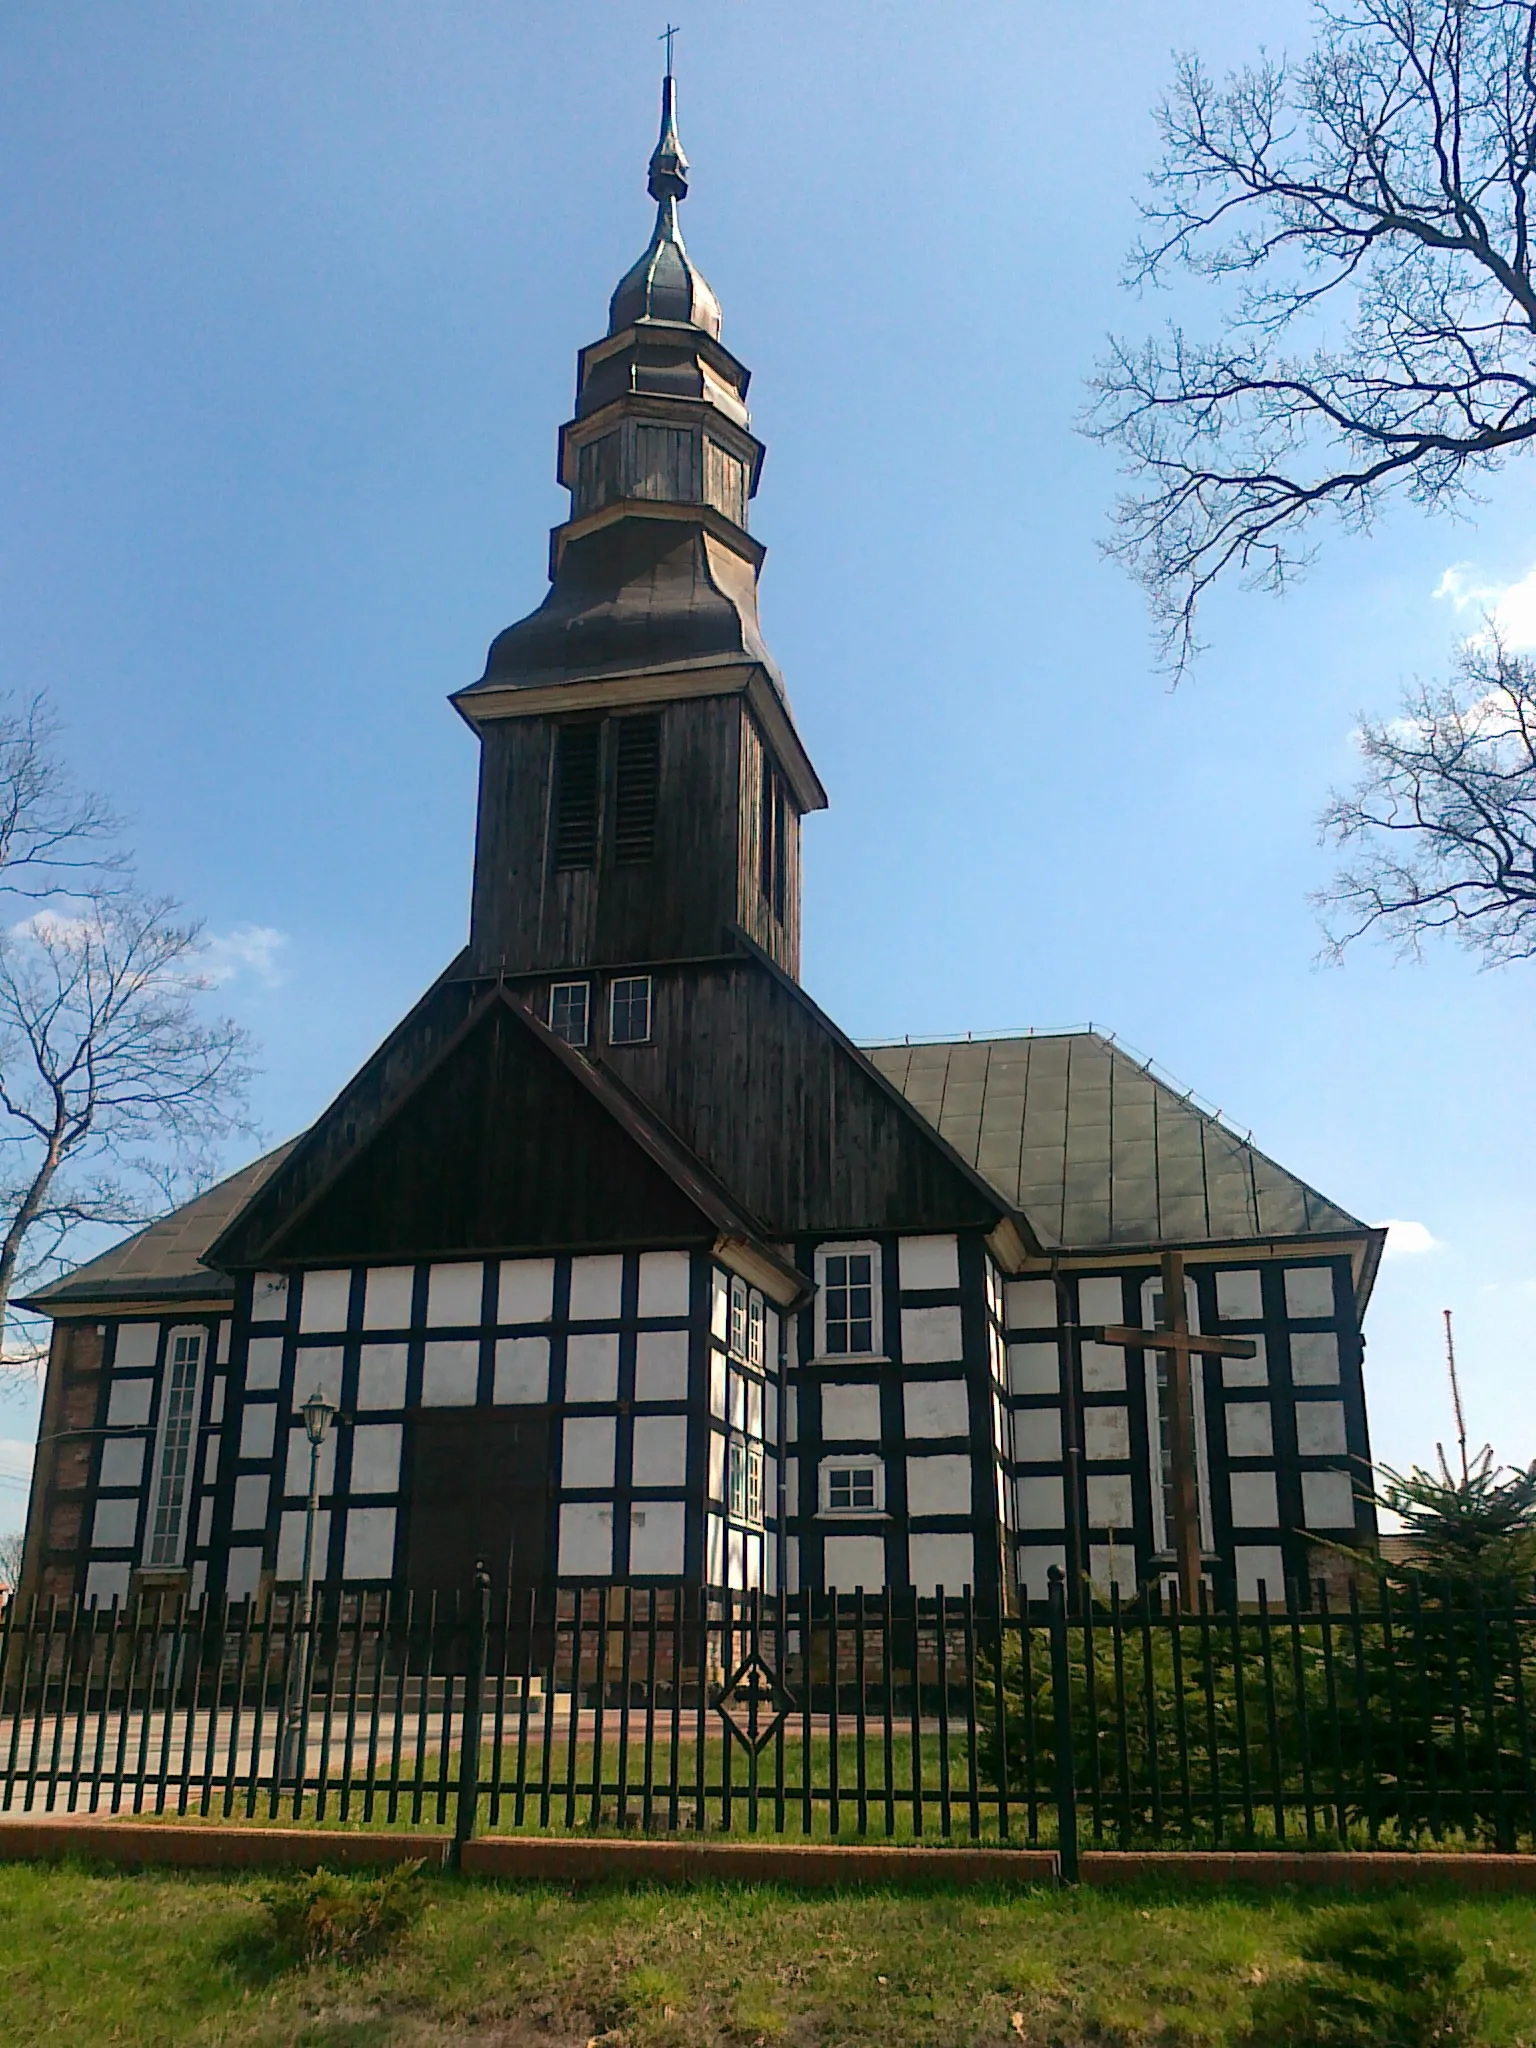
660 22 680 76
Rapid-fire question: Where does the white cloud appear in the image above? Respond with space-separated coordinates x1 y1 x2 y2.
205 924 290 989
1435 561 1536 651
1379 1219 1445 1259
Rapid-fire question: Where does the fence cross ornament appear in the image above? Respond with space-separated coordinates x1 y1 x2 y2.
1082 1250 1257 1608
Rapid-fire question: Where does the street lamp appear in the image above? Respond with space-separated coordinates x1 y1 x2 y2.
279 1385 339 1786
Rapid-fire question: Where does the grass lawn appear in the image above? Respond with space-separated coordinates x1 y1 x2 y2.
1 1860 1534 2046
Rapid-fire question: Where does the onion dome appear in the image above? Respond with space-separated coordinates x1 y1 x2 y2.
608 76 722 339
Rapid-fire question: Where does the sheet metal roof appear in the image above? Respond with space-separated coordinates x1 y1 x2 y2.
22 1144 296 1310
864 1033 1369 1251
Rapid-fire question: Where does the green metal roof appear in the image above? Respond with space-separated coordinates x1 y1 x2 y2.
863 1033 1370 1251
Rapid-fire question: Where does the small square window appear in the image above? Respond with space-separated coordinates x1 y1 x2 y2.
550 981 589 1047
826 1465 878 1512
610 975 651 1045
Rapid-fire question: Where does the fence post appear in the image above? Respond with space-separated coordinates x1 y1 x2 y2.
1048 1566 1078 1883
452 1562 491 1867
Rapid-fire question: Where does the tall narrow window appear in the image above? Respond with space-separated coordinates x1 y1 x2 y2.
772 782 788 922
145 1328 205 1568
822 1252 876 1355
553 723 601 869
613 716 660 863
609 975 651 1045
759 758 789 922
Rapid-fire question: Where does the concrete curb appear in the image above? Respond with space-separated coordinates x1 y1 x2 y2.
460 1837 1059 1887
1078 1850 1536 1892
0 1821 449 1871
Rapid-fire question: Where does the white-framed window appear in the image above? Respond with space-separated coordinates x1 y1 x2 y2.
819 1455 885 1516
550 981 590 1047
1140 1274 1215 1556
144 1326 207 1569
609 974 651 1045
814 1242 882 1358
748 1291 764 1369
727 1438 765 1526
729 1275 748 1359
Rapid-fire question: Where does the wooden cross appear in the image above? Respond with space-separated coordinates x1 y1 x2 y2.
660 22 680 76
1082 1250 1257 1609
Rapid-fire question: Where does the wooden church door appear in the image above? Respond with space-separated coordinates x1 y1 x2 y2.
404 1409 550 1598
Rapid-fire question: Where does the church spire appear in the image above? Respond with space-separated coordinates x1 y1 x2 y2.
608 69 721 340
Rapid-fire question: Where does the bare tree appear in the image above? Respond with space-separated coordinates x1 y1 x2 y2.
1087 1 1536 671
1320 631 1536 956
0 892 254 1356
0 692 118 896
0 1528 23 1598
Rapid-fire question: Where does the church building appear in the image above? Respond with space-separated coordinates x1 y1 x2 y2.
17 81 1383 1616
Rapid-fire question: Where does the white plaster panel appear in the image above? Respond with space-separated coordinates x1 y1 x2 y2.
277 1507 330 1578
343 1506 396 1580
493 1335 549 1404
1083 1407 1131 1461
747 1379 763 1438
1017 1544 1067 1601
196 1498 214 1548
629 1500 686 1575
1302 1469 1357 1529
728 1369 747 1430
905 1453 972 1518
1284 1267 1336 1319
708 1431 726 1502
362 1267 414 1330
902 1379 970 1439
908 1532 974 1593
1016 1475 1065 1529
1223 1337 1269 1388
1230 1471 1280 1527
784 1385 797 1442
1226 1403 1275 1459
710 1270 729 1340
1087 1474 1134 1529
900 1305 963 1363
634 1329 689 1403
190 1559 208 1606
632 1415 688 1488
785 1535 800 1593
1078 1276 1123 1325
209 1378 226 1423
1291 1333 1341 1386
727 1526 747 1590
421 1340 479 1407
565 1331 619 1403
350 1424 402 1494
570 1254 623 1321
637 1251 691 1319
765 1307 781 1374
499 1257 555 1324
709 1346 726 1419
225 1547 264 1602
299 1270 351 1334
1089 1544 1138 1598
250 1274 289 1323
292 1346 343 1407
91 1497 139 1550
233 1474 271 1532
217 1320 231 1364
821 1382 881 1442
202 1436 220 1487
898 1234 959 1291
357 1344 408 1410
562 1415 616 1489
106 1378 153 1429
245 1337 284 1391
1080 1341 1126 1392
1236 1546 1288 1605
1296 1402 1348 1456
823 1535 885 1590
559 1502 613 1576
239 1403 276 1462
1005 1280 1056 1330
99 1437 145 1490
1007 1342 1059 1395
426 1262 484 1328
1216 1269 1264 1321
706 1511 725 1584
1013 1407 1061 1463
85 1561 131 1606
114 1324 159 1370
284 1428 337 1497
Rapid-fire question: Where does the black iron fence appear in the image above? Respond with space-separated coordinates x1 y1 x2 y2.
3 1575 1535 1869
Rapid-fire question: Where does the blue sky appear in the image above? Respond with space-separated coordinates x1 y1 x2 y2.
2 1 1534 1516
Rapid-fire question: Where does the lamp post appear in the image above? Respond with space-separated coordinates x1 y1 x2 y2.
279 1385 339 1787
